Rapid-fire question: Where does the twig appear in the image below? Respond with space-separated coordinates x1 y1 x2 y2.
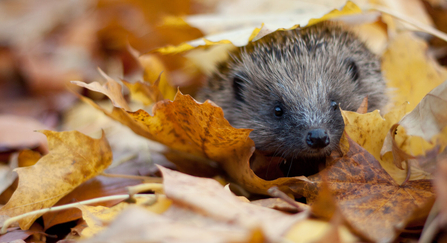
0 193 154 234
267 186 310 212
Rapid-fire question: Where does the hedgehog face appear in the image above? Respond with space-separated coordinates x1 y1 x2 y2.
198 22 388 175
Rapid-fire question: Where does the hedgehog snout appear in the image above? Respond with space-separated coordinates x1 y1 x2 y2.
305 128 330 149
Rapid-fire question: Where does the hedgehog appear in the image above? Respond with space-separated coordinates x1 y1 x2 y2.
197 22 388 176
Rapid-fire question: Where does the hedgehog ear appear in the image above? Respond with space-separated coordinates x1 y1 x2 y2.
232 76 245 102
344 58 360 82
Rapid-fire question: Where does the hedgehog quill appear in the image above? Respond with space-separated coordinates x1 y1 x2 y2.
198 22 388 176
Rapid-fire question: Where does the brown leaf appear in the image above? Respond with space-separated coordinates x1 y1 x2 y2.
0 130 112 230
42 159 146 230
72 70 130 111
159 166 307 241
73 79 307 196
398 79 447 141
380 79 447 171
355 96 368 114
79 206 258 243
73 166 309 242
250 198 299 214
310 180 337 221
382 124 416 170
296 136 434 242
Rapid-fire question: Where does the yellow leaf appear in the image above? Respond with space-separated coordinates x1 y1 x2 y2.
285 219 358 243
155 42 195 55
122 79 164 106
73 77 308 195
341 104 429 183
137 54 176 101
307 1 362 26
17 150 41 167
382 32 447 111
342 104 407 162
0 130 112 230
78 195 172 238
398 80 447 142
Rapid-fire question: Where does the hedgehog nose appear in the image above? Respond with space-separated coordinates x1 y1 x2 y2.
306 129 330 149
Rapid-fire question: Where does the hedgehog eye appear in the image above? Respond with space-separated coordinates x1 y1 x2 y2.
232 76 245 102
330 101 339 111
274 106 283 117
345 58 359 81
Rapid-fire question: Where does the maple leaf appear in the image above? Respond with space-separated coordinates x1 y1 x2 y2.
0 130 112 230
382 32 447 111
290 135 434 242
42 164 145 230
72 78 309 196
379 80 447 175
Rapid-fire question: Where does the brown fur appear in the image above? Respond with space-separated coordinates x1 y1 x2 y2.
197 22 388 175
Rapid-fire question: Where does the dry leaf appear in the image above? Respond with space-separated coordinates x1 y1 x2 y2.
250 198 299 214
355 97 368 114
73 78 309 196
135 53 176 101
0 150 40 198
377 0 434 32
160 166 307 241
285 219 358 243
341 104 417 183
122 80 164 106
42 159 149 230
77 196 168 238
79 206 257 243
398 80 447 141
0 130 112 230
382 32 447 111
158 1 362 53
72 70 130 111
78 165 309 242
17 150 41 168
380 80 447 170
295 136 434 242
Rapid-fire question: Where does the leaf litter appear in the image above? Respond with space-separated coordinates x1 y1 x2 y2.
1 0 447 242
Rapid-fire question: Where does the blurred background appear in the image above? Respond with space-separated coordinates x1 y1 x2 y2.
1 0 447 177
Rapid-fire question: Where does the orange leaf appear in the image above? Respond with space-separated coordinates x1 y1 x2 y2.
298 136 434 242
77 82 310 195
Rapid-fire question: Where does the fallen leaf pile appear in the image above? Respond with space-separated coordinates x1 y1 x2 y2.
1 0 447 242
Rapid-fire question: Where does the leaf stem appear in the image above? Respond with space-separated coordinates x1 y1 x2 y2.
0 193 154 234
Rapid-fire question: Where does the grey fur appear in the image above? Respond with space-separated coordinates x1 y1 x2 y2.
197 22 388 165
